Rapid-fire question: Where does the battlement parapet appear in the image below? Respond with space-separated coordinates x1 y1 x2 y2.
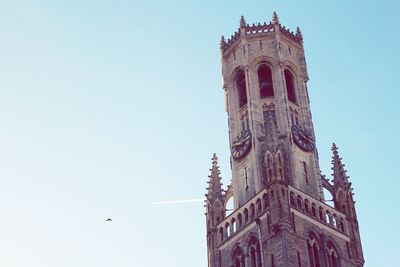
220 20 303 55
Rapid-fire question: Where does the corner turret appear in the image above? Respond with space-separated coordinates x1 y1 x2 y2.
331 143 350 190
206 153 224 203
205 154 225 267
330 143 364 265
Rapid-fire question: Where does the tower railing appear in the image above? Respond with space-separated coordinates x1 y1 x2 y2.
288 185 348 235
216 188 270 245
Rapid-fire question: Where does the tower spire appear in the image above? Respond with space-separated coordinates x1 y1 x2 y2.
331 143 350 189
206 153 223 201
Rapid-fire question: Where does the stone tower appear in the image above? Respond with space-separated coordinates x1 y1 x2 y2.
205 13 364 267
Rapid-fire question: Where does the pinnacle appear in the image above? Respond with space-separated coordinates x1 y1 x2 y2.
220 35 226 49
240 15 247 28
296 27 303 39
272 12 279 24
331 142 349 188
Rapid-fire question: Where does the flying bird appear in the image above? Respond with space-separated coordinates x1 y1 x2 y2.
106 218 112 222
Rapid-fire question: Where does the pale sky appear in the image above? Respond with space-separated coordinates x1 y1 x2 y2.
0 1 399 266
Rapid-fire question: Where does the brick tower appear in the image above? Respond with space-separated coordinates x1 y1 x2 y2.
205 13 364 267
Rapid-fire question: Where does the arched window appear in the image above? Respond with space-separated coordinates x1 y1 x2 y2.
326 211 332 225
339 218 346 233
225 222 231 237
319 207 325 221
308 233 321 267
236 70 248 108
284 69 296 103
248 237 262 267
263 193 269 210
225 196 234 216
231 218 237 233
297 196 303 210
233 246 246 267
237 213 243 229
333 214 338 229
290 192 295 207
250 203 255 220
311 204 317 217
256 199 262 214
327 241 339 267
258 64 274 98
244 208 249 223
304 199 310 214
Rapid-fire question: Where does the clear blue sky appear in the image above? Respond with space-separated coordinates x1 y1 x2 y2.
0 1 398 266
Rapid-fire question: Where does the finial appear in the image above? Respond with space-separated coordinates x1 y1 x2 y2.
212 153 218 164
332 143 339 154
240 15 247 28
296 27 303 39
272 12 279 24
220 35 226 49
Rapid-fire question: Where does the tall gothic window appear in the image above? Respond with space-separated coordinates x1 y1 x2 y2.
284 69 297 103
307 233 321 267
233 246 246 267
248 237 262 267
290 192 295 206
327 241 339 267
258 64 274 98
236 70 248 108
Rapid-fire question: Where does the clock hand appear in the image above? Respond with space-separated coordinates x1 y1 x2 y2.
303 134 313 143
233 140 243 147
299 131 312 143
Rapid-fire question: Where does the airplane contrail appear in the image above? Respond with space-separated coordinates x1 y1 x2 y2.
149 198 205 205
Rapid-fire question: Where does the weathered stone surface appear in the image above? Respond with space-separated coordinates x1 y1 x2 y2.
205 13 364 267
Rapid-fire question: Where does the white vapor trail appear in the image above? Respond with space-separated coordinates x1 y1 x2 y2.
149 198 205 205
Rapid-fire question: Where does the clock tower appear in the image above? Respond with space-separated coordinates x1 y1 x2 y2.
205 13 365 267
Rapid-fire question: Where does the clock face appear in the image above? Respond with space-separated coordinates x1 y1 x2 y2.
292 124 315 152
231 130 252 160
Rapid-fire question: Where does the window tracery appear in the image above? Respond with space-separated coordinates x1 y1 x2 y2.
327 241 339 267
307 233 321 267
233 246 246 267
248 237 262 267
